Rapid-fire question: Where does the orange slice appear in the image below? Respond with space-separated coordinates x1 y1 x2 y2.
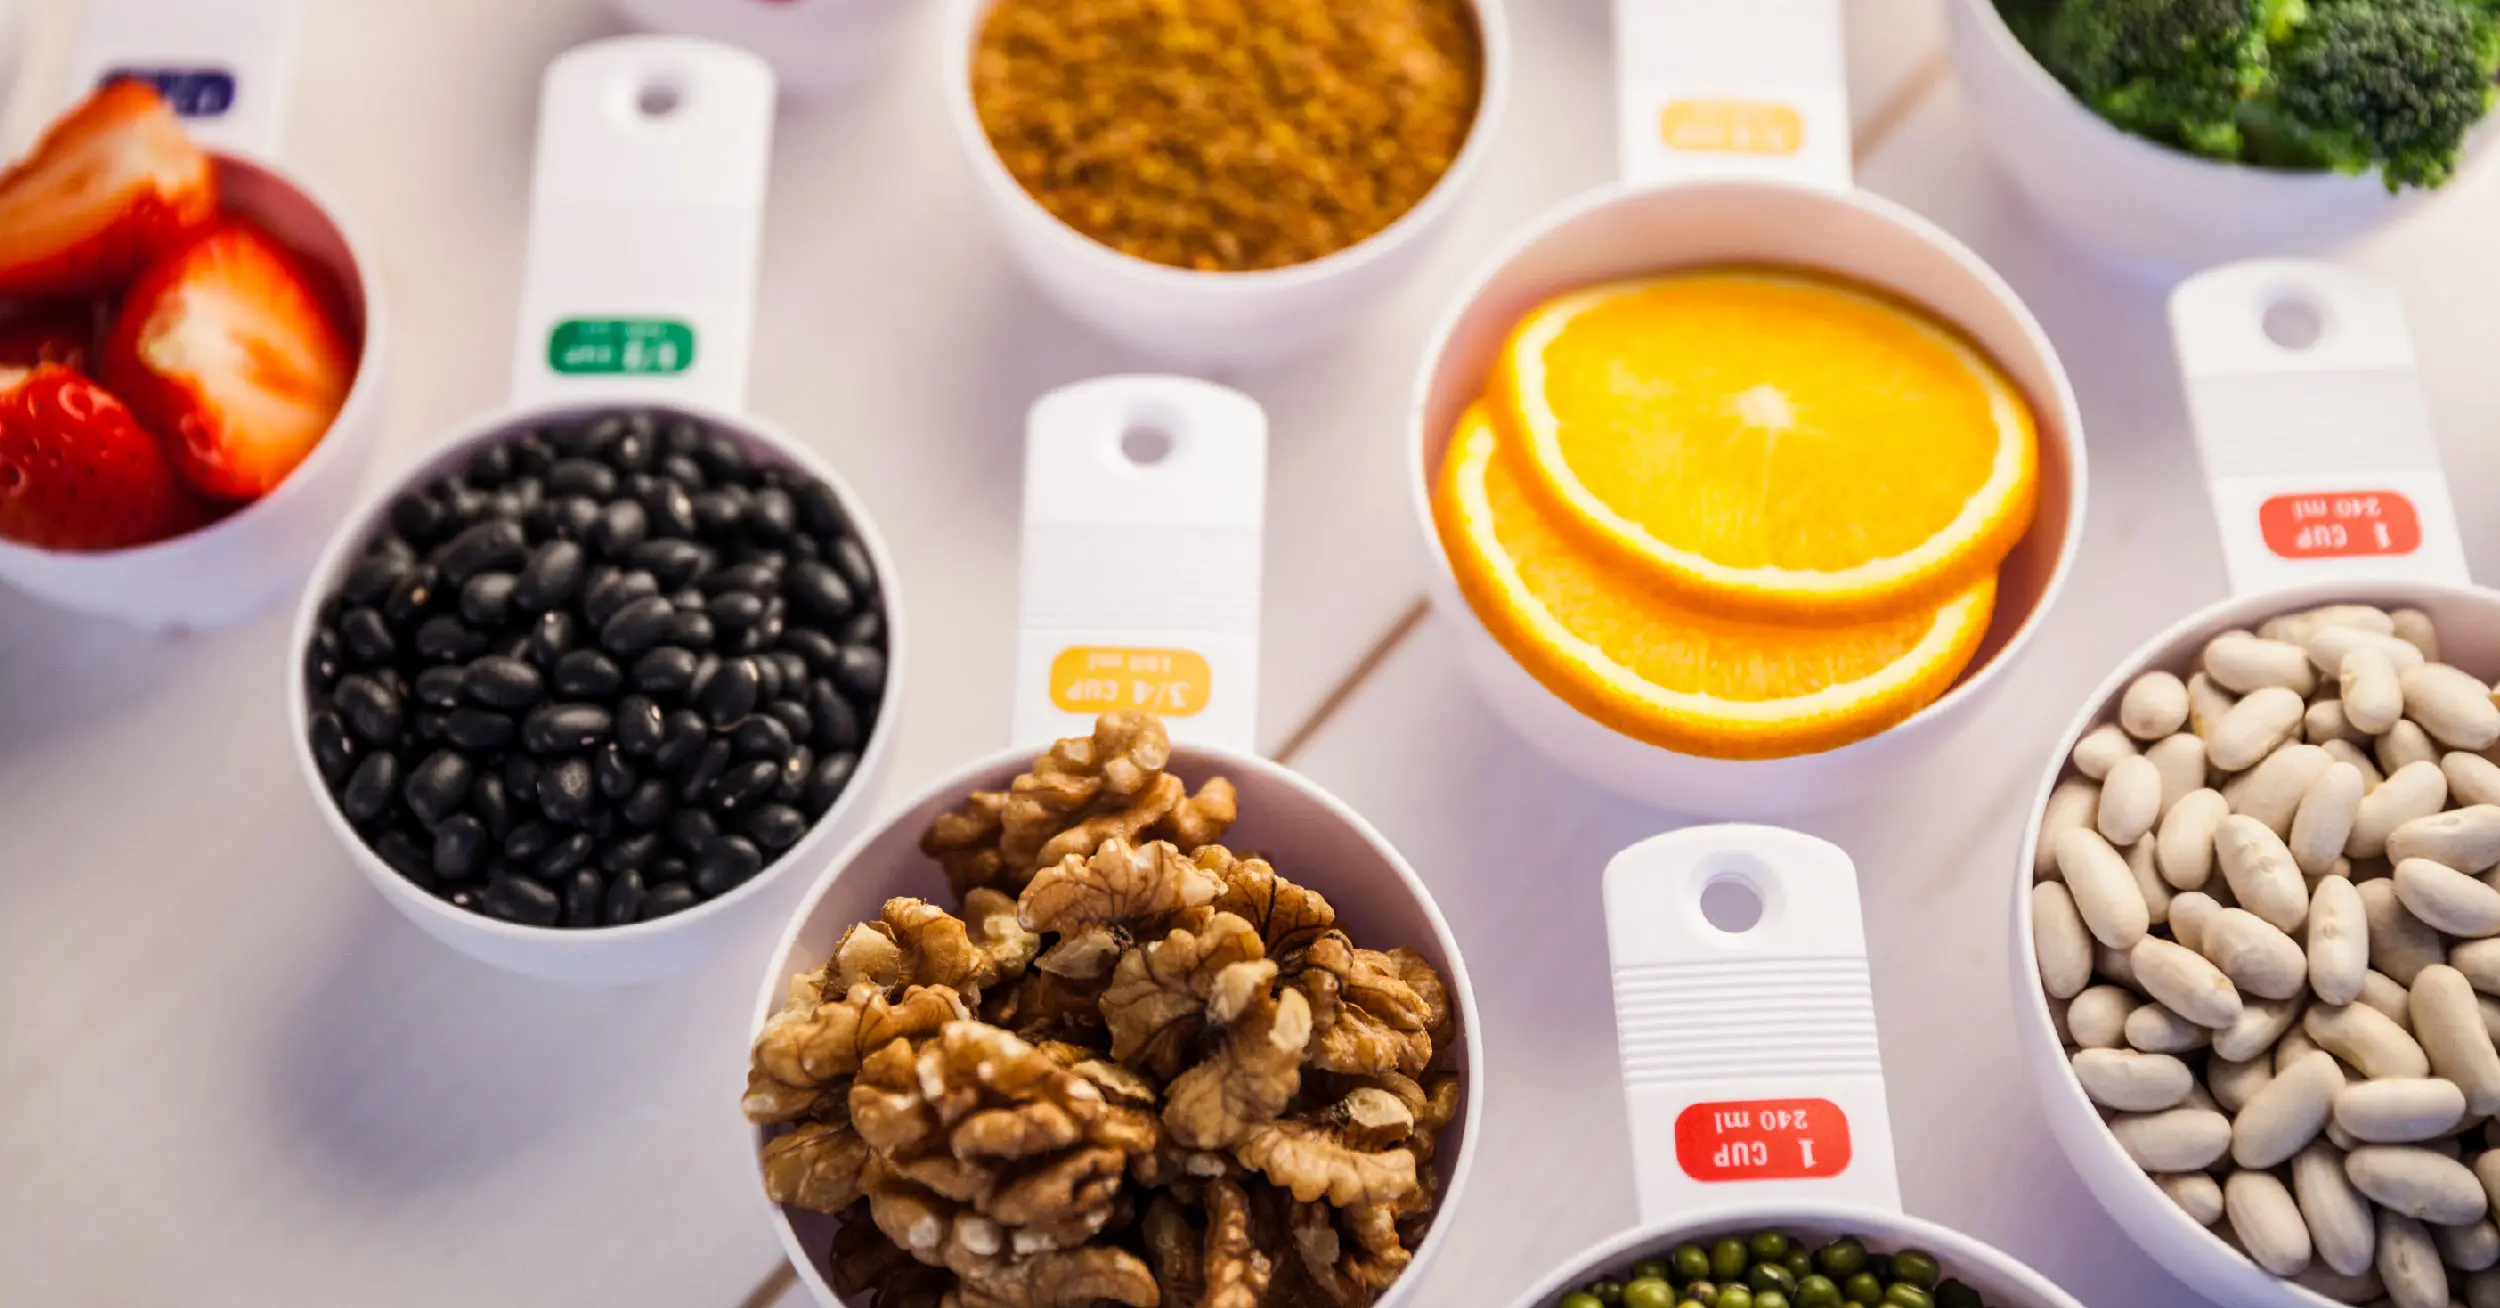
1495 269 2038 620
1436 402 1996 760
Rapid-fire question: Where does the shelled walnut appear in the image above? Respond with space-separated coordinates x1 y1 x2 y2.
749 712 1463 1307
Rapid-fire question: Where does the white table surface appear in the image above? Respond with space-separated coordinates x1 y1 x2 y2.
6 1 2500 1305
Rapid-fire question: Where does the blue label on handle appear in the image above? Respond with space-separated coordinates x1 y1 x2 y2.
100 68 237 120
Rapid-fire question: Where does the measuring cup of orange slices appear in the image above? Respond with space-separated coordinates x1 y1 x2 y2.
1406 0 2087 817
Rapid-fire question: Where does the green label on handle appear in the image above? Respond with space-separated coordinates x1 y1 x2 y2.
547 318 695 376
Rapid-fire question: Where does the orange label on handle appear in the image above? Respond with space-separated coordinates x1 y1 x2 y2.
1049 647 1211 718
1660 100 1804 156
1675 1098 1852 1183
2259 491 2422 561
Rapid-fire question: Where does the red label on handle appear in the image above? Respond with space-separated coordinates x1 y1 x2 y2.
1675 1099 1852 1183
2259 491 2422 561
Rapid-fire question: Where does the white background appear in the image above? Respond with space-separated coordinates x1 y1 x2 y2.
6 1 2500 1304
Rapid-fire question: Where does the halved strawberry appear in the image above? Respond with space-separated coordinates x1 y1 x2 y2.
0 302 106 373
0 81 218 299
103 219 357 501
0 364 209 550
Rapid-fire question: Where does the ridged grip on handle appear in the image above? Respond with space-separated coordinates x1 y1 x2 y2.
66 0 302 155
1613 0 1851 191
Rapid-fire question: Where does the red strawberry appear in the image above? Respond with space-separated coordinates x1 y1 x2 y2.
0 364 209 550
103 219 357 500
0 302 105 373
0 81 218 299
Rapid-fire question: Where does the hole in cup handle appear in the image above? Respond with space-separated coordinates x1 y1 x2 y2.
2168 259 2471 597
1613 0 1853 192
65 0 304 156
1600 824 1903 1222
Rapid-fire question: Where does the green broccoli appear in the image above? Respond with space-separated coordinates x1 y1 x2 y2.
2264 0 2500 189
2023 0 2288 158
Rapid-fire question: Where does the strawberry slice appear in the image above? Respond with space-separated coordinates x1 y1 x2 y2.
0 302 106 373
0 81 218 299
103 219 357 500
0 364 209 550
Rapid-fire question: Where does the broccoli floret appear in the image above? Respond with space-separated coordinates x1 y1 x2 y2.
2026 0 2280 158
2266 0 2500 189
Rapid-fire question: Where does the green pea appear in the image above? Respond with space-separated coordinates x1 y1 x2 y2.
1783 1249 1813 1281
1586 1281 1627 1307
1561 1295 1607 1308
1673 1244 1714 1282
1756 1294 1791 1308
1933 1280 1982 1308
1718 1288 1755 1308
1713 1238 1750 1281
1889 1250 1940 1290
1884 1287 1933 1308
1633 1260 1674 1284
1750 1232 1793 1262
1816 1237 1868 1277
1749 1265 1798 1296
1677 1302 1707 1308
1796 1274 1843 1308
1844 1272 1884 1304
1684 1281 1719 1307
1624 1280 1677 1308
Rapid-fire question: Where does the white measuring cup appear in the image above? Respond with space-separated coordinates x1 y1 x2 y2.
754 375 1482 1306
0 0 388 630
609 0 917 99
2013 262 2490 1306
288 36 904 985
940 0 1513 370
1406 0 2087 818
1504 825 2086 1308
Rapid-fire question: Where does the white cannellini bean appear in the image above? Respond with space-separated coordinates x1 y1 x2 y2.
2229 743 2335 836
2129 1001 2214 1052
2034 882 2092 999
2295 1141 2380 1277
2449 754 2500 809
2322 738 2385 789
2326 1116 2363 1152
2169 891 2222 954
2237 1050 2347 1168
2482 993 2500 1045
2097 941 2147 995
2309 697 2364 745
2227 1169 2316 1276
2098 755 2163 846
2217 994 2308 1063
2361 876 2449 986
2112 1106 2233 1171
2476 1153 2500 1232
2397 857 2500 937
2349 1147 2490 1224
2294 763 2369 876
2335 1079 2469 1143
2390 806 2500 874
2314 625 2430 676
2217 815 2311 932
2404 663 2500 751
2159 790 2230 891
2145 734 2207 816
2292 1263 2387 1304
2443 1220 2500 1273
2158 1171 2226 1226
2057 827 2151 949
2266 606 2393 645
2382 721 2443 776
2121 670 2191 740
2209 633 2321 696
2213 687 2310 772
2204 906 2312 1000
2134 935 2244 1030
2280 1026 2328 1074
2189 672 2238 737
2126 837 2171 925
2211 1052 2276 1111
2414 966 2500 1116
2472 1268 2500 1308
2362 969 2418 1032
2454 941 2500 997
2355 762 2454 860
2310 1003 2433 1080
2392 608 2440 661
2073 1047 2195 1112
2380 1212 2452 1308
2345 646 2409 736
2068 984 2136 1049
2073 723 2138 780
2309 873 2371 1006
2035 778 2100 880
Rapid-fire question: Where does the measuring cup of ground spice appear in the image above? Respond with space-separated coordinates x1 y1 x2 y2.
1505 825 2088 1308
945 0 1511 369
1403 0 2087 817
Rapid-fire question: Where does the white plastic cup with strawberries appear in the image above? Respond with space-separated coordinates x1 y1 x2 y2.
0 0 384 631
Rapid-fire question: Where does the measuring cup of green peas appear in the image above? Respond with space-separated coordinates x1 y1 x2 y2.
1504 828 2085 1308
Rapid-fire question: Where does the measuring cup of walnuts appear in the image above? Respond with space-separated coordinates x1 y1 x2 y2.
743 376 1480 1307
2016 261 2500 1307
1504 826 2085 1308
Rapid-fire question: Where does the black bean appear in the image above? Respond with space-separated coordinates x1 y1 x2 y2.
664 611 715 650
566 414 624 459
537 757 596 823
650 852 690 885
600 832 658 875
595 744 637 800
786 561 855 624
415 615 488 662
777 744 813 802
607 695 664 757
547 457 618 499
336 675 404 746
341 752 400 822
762 698 812 744
374 829 431 882
436 483 490 531
699 560 776 596
412 710 450 744
536 831 595 879
404 750 473 827
828 537 877 598
779 627 840 674
654 710 708 773
526 610 576 669
503 754 540 801
462 656 543 710
515 539 586 612
413 665 465 709
694 657 760 728
434 520 527 586
600 595 677 657
832 645 885 701
760 651 795 703
459 571 518 628
668 808 718 855
505 433 552 474
621 780 670 829
642 881 698 920
802 751 857 817
470 773 512 839
710 758 781 813
632 647 699 697
444 708 514 752
709 590 765 636
583 570 659 629
585 807 617 841
646 479 697 537
610 422 654 472
550 495 601 540
465 440 513 487
551 649 623 700
747 486 795 542
505 820 556 862
591 498 648 557
340 551 408 606
765 652 808 696
631 538 711 590
433 814 488 880
309 711 358 785
737 597 784 654
304 627 343 690
337 605 396 664
745 804 806 853
602 869 647 925
484 873 561 926
691 489 744 536
563 868 605 927
382 564 441 631
838 609 883 649
390 491 448 544
794 481 848 537
694 835 763 897
679 739 732 803
524 703 612 754
807 679 861 752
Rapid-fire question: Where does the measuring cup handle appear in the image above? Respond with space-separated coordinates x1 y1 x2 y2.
1013 376 1268 754
2170 260 2469 597
1603 824 1902 1221
511 35 776 414
65 0 303 156
1613 0 1851 191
